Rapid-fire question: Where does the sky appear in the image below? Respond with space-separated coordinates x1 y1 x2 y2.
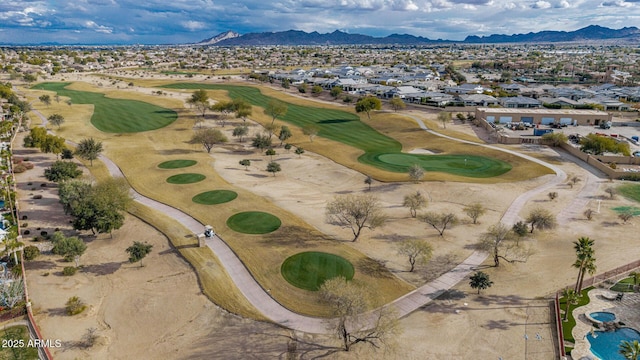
0 0 638 45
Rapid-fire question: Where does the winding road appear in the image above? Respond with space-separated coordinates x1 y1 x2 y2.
33 109 603 335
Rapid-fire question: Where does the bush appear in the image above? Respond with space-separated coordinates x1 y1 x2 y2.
21 223 27 228
23 163 34 170
23 246 40 261
32 194 42 200
62 267 77 276
22 230 30 235
44 161 82 182
21 215 27 220
40 183 47 187
13 163 27 173
40 231 47 236
65 296 86 315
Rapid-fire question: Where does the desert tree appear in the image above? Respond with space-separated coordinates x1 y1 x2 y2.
419 212 458 237
48 113 65 129
252 133 272 151
330 86 343 99
403 191 427 218
233 99 252 122
75 137 103 166
478 223 531 267
561 288 579 321
312 85 323 95
463 203 486 224
364 176 373 191
572 237 596 294
302 124 319 142
191 128 228 153
605 186 616 199
266 161 281 176
44 160 83 182
584 209 594 220
51 232 87 267
548 191 558 201
187 89 210 118
294 147 305 158
541 132 568 147
39 94 51 107
525 207 557 233
568 175 581 189
126 241 153 267
397 239 433 272
408 164 424 182
355 96 382 120
278 126 292 146
437 111 451 129
619 211 634 224
512 221 528 239
264 99 287 125
326 194 387 242
239 159 251 170
232 125 249 142
619 340 640 360
265 148 277 161
320 277 399 352
469 271 493 294
389 97 406 112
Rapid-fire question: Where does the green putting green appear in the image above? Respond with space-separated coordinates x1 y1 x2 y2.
619 184 640 203
612 206 640 216
281 252 355 291
192 190 238 205
158 159 197 169
226 211 281 234
32 82 178 133
160 83 512 178
166 173 206 184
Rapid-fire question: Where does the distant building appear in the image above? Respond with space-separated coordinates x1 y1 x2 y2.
475 107 612 126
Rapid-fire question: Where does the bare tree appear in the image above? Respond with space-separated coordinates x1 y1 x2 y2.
568 175 581 189
584 209 594 220
191 128 228 153
525 208 557 233
463 203 486 224
619 211 634 224
419 212 458 237
548 192 558 201
326 194 387 241
605 186 616 199
397 239 433 272
478 223 532 267
408 164 424 182
403 191 427 218
320 277 400 352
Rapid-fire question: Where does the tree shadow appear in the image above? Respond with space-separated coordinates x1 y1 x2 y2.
474 294 528 307
246 173 268 178
45 307 68 317
25 260 57 270
482 319 518 330
372 233 418 243
261 225 331 248
80 261 125 276
356 257 394 279
156 149 194 156
600 221 619 227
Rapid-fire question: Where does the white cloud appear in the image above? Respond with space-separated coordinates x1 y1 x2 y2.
532 0 552 8
182 20 207 31
85 20 113 33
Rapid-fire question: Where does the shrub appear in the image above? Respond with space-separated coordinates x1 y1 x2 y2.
27 182 32 186
65 296 86 315
22 230 30 235
40 231 47 236
44 161 82 182
42 272 49 276
32 194 42 200
21 215 27 220
62 267 77 276
13 163 27 173
21 223 28 228
23 246 40 261
23 163 34 170
40 183 47 187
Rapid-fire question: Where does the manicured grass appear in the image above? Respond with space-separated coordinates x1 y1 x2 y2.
192 190 238 205
612 206 640 216
158 159 197 169
611 276 637 292
32 82 177 133
281 252 355 291
166 173 206 184
559 286 594 344
226 211 281 234
619 184 640 203
0 326 39 359
160 83 511 178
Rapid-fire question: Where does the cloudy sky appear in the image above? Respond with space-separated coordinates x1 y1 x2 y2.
0 0 638 45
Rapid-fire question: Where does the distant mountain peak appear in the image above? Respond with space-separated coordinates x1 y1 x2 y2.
197 31 240 45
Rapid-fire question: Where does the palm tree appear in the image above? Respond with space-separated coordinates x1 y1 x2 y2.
572 237 596 294
620 340 640 360
562 288 579 321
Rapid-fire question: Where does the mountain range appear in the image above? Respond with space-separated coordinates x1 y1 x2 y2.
198 25 640 46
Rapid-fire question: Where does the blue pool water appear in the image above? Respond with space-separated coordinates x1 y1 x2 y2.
587 327 640 360
591 312 616 322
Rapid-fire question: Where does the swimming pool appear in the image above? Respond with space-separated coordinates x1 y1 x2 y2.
587 327 640 360
591 312 616 322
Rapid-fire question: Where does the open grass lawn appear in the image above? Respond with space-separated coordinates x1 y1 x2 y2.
192 190 238 205
158 159 197 169
559 287 594 345
612 206 640 216
611 276 637 292
0 326 39 360
619 184 640 203
166 173 206 184
281 252 355 291
31 82 177 133
227 211 282 234
160 83 512 178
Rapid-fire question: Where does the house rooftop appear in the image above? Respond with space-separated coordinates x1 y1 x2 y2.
476 107 609 116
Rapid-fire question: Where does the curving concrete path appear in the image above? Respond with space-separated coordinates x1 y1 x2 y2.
33 109 585 335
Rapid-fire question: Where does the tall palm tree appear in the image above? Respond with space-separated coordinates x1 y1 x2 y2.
620 340 640 360
562 288 579 321
573 237 596 294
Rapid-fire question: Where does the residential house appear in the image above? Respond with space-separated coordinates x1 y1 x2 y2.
500 96 542 109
